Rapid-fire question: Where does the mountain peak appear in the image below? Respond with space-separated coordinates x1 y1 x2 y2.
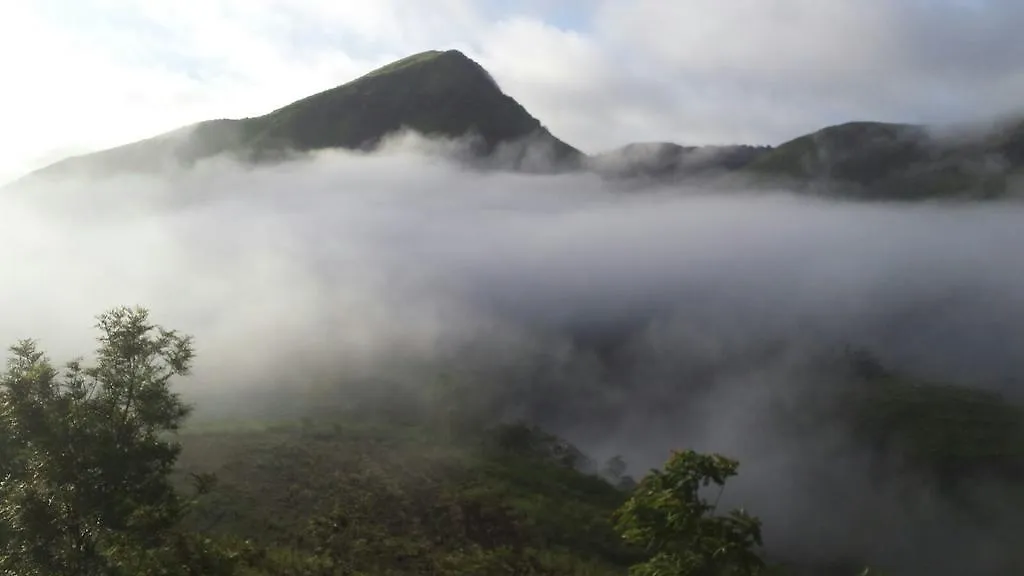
19 49 580 182
334 49 497 92
225 47 574 161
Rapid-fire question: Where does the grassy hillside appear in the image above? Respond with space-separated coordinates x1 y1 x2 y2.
745 122 926 180
832 350 1024 486
597 119 1024 199
159 359 1024 575
173 418 640 575
741 121 1020 199
853 375 1024 483
22 50 580 182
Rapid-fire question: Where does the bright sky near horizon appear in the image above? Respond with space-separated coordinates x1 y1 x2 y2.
1 0 1023 183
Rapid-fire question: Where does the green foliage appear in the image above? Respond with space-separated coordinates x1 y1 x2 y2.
615 450 766 576
173 419 634 575
483 422 594 470
0 306 220 575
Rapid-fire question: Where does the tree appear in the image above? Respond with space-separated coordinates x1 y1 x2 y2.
0 306 210 575
614 450 766 576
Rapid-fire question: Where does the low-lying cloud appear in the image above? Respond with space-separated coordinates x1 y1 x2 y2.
3 140 1024 574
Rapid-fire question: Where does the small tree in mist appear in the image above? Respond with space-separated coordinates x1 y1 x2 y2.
0 306 222 575
603 455 627 481
614 450 765 576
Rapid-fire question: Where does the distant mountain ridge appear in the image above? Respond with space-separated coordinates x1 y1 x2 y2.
595 120 1024 199
13 49 1024 200
740 120 1024 199
587 142 769 181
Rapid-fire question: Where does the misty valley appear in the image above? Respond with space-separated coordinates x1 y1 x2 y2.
4 49 1024 576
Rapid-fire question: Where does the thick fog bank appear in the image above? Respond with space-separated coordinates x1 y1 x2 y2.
3 142 1024 574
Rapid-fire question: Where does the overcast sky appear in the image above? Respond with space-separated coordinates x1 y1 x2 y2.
2 0 1023 183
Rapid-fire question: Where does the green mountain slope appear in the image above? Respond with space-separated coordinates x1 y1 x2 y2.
170 364 1024 575
599 120 1024 199
741 120 1021 199
173 419 639 575
854 375 1024 483
22 50 580 182
835 349 1024 483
